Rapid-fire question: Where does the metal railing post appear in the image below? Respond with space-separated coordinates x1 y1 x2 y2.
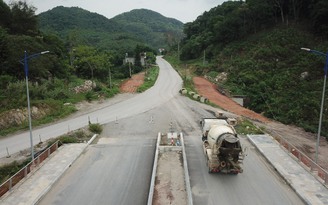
9 179 12 191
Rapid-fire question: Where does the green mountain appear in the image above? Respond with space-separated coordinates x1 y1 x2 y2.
38 7 184 53
178 0 328 137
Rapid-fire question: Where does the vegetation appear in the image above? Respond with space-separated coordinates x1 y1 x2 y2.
0 160 30 184
137 66 159 93
172 0 328 138
164 54 197 92
38 7 184 53
0 0 164 136
235 119 264 135
180 0 328 61
88 123 103 134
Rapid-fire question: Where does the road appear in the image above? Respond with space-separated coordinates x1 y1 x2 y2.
38 57 303 205
0 56 181 158
182 102 303 205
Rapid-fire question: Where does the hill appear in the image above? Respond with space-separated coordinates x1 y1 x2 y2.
38 7 184 53
176 0 328 137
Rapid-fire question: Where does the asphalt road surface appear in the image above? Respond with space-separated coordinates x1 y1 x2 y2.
0 56 181 158
38 57 304 205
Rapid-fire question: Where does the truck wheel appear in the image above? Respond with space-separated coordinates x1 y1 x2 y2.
207 160 212 173
202 136 206 141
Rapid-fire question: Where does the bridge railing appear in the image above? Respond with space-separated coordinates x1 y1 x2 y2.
273 134 328 185
0 140 60 198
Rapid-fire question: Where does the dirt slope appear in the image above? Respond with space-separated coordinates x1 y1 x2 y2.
193 76 328 170
193 77 269 123
120 72 145 93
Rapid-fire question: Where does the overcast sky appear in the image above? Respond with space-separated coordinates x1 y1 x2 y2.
5 0 226 23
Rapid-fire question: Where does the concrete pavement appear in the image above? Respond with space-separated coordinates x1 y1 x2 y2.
248 134 328 205
0 143 87 205
1 134 328 204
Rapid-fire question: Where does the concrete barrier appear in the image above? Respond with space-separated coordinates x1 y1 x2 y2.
147 133 193 205
181 133 193 205
193 94 200 100
180 88 187 95
200 96 208 103
147 133 160 205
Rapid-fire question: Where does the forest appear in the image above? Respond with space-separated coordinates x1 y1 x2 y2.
178 0 328 137
38 7 184 53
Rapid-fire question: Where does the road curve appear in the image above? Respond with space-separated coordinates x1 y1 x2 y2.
38 57 303 205
0 56 182 158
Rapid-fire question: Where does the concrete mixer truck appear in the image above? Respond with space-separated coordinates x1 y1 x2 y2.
200 116 245 174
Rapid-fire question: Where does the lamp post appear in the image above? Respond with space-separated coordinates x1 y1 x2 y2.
125 53 132 78
301 47 328 163
20 50 49 161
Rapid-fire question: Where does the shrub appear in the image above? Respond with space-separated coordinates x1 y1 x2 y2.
89 123 103 134
70 130 89 139
235 119 264 135
0 160 30 184
59 135 78 144
85 91 93 101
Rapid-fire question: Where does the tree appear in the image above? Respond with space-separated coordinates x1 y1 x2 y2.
0 27 9 74
73 45 112 81
310 0 328 36
0 0 11 29
9 0 38 35
271 0 287 23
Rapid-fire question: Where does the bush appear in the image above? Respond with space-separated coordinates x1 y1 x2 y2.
59 135 78 144
0 160 30 184
70 130 89 139
85 91 93 102
207 71 219 78
89 123 103 134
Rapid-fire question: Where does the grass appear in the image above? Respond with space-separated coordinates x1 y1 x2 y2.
88 123 103 134
0 80 119 137
0 101 77 137
235 119 264 135
137 66 159 92
0 159 30 184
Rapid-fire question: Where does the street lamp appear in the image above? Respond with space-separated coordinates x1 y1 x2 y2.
20 50 49 161
301 47 328 163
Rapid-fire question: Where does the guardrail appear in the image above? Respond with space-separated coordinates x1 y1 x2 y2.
0 140 60 197
273 134 328 185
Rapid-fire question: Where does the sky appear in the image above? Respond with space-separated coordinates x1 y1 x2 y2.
5 0 226 23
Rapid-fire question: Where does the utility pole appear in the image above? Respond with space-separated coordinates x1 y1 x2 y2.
129 61 132 78
178 42 180 62
108 65 112 88
126 53 132 78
